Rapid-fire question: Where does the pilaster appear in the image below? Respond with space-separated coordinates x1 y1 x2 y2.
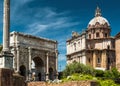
101 50 107 69
93 51 96 68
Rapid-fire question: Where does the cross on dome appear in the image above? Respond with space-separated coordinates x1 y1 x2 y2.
95 6 102 17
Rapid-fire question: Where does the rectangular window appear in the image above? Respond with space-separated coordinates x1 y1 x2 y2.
97 57 101 64
96 33 99 37
97 57 101 67
89 34 91 39
105 33 107 37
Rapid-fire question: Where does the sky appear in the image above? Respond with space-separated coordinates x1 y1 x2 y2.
0 0 120 71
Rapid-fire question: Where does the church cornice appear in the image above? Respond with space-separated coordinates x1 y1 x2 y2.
86 49 115 52
66 31 86 42
87 37 115 41
66 49 86 56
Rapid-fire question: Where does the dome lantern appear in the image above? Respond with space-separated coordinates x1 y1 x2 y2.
95 6 102 17
87 6 110 29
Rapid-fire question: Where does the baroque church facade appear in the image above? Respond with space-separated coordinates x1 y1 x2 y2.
10 32 58 81
66 7 120 71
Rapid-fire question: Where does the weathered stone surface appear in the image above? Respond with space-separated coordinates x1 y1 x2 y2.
13 73 26 86
10 32 58 81
0 68 13 86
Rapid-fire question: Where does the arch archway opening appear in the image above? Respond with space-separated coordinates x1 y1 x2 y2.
49 67 54 80
32 57 44 81
19 65 26 77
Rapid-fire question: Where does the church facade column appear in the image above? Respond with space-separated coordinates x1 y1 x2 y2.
93 51 96 68
46 52 49 80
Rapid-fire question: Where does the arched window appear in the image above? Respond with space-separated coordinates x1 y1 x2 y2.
88 58 91 63
97 57 101 64
107 45 110 49
74 43 76 51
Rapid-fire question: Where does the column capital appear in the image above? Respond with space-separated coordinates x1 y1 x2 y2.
16 46 20 51
46 51 50 56
28 47 32 50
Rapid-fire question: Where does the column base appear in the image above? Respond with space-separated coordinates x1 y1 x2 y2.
45 73 49 81
55 72 59 79
0 51 13 69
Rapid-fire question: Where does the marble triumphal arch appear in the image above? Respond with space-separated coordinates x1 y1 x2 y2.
10 31 58 81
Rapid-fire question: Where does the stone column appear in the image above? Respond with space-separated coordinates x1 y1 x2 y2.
3 0 10 52
55 50 58 79
16 46 20 73
46 52 49 80
28 47 32 80
0 0 13 69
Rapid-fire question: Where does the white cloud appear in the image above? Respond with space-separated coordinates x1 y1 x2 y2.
27 23 48 35
25 8 80 35
58 54 66 62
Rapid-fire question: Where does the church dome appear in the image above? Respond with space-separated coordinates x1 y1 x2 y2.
88 6 110 29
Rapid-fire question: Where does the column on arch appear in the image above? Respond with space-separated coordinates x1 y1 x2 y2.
55 50 58 79
46 52 49 80
28 47 32 80
16 46 20 73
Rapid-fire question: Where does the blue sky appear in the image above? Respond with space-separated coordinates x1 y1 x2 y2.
0 0 120 71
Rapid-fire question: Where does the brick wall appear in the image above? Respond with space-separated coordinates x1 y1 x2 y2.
0 68 13 86
13 74 26 86
27 81 99 86
116 36 120 72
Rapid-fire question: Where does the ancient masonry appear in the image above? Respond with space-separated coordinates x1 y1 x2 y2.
66 6 120 71
10 31 58 81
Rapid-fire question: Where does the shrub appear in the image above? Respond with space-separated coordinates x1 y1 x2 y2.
62 73 96 82
62 62 95 77
99 79 119 86
95 69 104 77
104 68 120 79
